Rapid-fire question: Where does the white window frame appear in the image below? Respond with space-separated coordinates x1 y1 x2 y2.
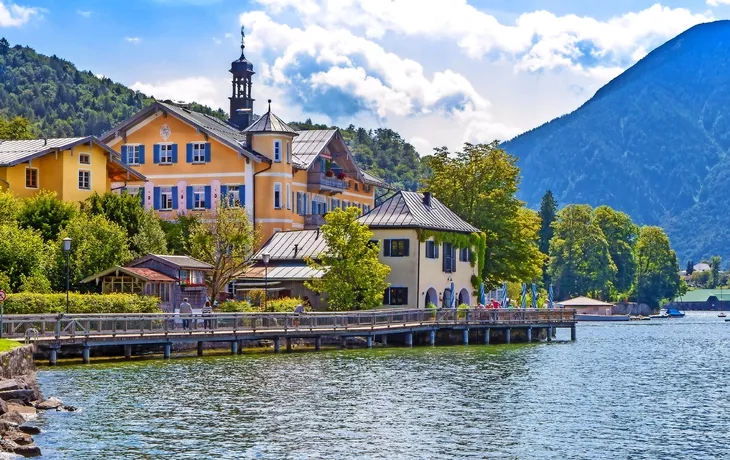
192 143 206 164
286 141 291 164
273 140 282 162
285 184 291 209
25 167 38 189
193 185 206 210
78 170 91 190
78 153 91 165
126 145 141 165
159 143 173 165
273 183 282 209
227 185 241 208
160 187 173 211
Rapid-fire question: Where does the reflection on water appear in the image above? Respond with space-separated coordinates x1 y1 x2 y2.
34 312 730 459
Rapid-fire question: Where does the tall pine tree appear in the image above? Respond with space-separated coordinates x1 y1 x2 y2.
538 190 558 285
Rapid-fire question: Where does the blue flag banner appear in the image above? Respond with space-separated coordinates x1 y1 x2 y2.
549 284 554 309
531 283 537 309
521 283 527 309
502 282 508 308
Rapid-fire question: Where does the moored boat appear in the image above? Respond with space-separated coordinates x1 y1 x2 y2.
575 314 630 322
719 312 727 318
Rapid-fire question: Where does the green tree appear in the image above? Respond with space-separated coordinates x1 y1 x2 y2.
52 214 132 289
0 116 33 140
0 189 20 224
0 224 50 292
423 142 544 287
548 204 617 299
690 270 710 287
593 205 638 294
305 207 391 310
538 190 558 285
185 206 257 299
710 255 722 288
161 214 199 255
686 260 694 276
17 190 78 242
634 226 681 308
129 211 167 257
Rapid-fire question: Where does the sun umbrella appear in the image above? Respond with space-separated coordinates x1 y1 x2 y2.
531 283 537 309
450 281 456 308
521 283 527 309
479 283 486 305
549 284 554 309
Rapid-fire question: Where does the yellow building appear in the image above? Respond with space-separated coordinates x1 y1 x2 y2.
0 136 144 201
100 27 382 244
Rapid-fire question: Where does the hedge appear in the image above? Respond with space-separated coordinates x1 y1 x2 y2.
216 297 305 313
3 293 162 315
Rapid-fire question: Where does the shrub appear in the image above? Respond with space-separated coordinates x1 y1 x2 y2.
264 297 304 312
244 289 266 307
217 300 254 313
3 293 161 314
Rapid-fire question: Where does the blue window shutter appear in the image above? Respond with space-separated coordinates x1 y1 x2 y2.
205 186 212 209
138 145 146 164
139 192 144 207
443 243 449 272
435 243 439 259
171 186 178 209
403 239 409 257
220 185 228 206
241 185 245 207
171 144 178 163
384 239 391 257
153 187 161 210
186 144 193 163
205 143 211 162
186 186 193 209
153 145 160 164
121 145 128 164
451 247 457 272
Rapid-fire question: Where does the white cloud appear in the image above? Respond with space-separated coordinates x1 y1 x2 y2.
212 37 222 45
0 1 39 27
708 0 730 6
130 77 227 109
125 37 142 44
77 9 92 18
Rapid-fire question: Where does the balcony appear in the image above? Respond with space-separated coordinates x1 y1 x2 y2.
304 214 326 229
308 172 346 194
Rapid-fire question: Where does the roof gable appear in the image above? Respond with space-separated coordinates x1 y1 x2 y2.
128 253 214 270
253 230 328 261
242 108 297 135
291 129 337 169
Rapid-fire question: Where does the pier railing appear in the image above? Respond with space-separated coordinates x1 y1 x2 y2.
0 308 575 341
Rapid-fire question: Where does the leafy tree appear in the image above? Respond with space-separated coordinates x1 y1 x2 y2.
710 255 722 288
0 116 33 139
593 205 638 294
51 214 132 289
0 189 20 223
305 207 391 310
686 260 694 276
423 142 544 287
690 270 710 287
17 190 77 241
161 214 199 255
0 223 50 292
548 204 617 299
129 211 167 257
634 226 681 308
185 205 257 299
538 190 558 285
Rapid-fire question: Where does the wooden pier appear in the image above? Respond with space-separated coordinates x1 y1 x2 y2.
0 308 577 365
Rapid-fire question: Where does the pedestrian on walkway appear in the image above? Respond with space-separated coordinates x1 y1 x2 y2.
180 298 193 330
203 300 214 329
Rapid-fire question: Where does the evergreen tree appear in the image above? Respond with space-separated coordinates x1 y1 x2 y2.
538 190 558 285
710 255 722 288
686 260 694 276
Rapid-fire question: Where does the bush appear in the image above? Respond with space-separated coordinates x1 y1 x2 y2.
217 300 254 313
264 297 304 312
244 289 266 307
3 293 162 314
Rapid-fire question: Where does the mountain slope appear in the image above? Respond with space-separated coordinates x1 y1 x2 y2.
502 20 730 263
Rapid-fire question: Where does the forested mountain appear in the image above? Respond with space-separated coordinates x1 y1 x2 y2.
502 20 730 264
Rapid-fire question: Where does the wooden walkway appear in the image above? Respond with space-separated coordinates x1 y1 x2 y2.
0 308 576 364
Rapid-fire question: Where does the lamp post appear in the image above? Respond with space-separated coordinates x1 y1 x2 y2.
262 252 270 310
63 237 72 314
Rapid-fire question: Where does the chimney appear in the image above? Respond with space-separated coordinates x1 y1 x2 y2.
316 228 320 239
423 192 432 207
294 244 299 257
43 138 47 146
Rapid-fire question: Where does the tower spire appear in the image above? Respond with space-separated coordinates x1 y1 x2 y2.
229 24 255 129
240 25 246 59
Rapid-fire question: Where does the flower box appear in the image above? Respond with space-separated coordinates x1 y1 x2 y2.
337 172 347 180
325 170 334 177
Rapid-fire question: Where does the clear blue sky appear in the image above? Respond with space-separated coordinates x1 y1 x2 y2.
1 0 727 153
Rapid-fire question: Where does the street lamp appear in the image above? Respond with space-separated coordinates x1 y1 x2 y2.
262 252 271 310
63 237 72 314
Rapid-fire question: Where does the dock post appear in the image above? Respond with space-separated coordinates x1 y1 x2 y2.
571 325 577 341
405 332 413 347
429 330 436 346
367 336 373 348
238 340 244 354
315 337 322 351
124 344 132 359
286 338 293 353
231 341 238 355
274 337 281 353
82 346 90 364
527 327 532 343
163 343 171 359
463 329 469 345
197 341 204 356
505 328 511 344
49 348 58 366
547 327 552 342
340 336 347 349
484 328 490 345
381 335 388 346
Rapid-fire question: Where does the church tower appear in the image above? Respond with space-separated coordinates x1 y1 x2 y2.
229 25 255 130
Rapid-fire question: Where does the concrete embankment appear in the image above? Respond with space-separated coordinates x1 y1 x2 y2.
0 345 75 457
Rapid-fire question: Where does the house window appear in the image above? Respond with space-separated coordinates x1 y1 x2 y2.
425 241 440 259
192 143 206 163
274 183 282 209
460 247 471 262
384 287 408 306
443 243 457 273
365 184 372 193
126 145 141 165
343 200 350 209
286 141 291 164
227 185 241 207
159 144 173 164
160 187 173 211
193 186 206 210
181 270 205 286
286 184 291 209
25 168 38 188
363 204 371 214
79 153 90 165
291 191 295 211
354 183 359 191
384 239 409 257
274 140 282 162
227 282 236 296
78 170 91 190
332 198 340 209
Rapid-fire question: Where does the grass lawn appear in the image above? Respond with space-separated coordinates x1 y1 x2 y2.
0 339 21 353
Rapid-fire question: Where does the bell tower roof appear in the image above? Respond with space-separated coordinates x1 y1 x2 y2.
231 25 254 73
229 24 255 129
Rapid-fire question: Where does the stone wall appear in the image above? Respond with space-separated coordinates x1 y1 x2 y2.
0 345 35 380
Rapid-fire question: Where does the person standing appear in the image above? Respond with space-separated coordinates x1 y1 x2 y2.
180 298 193 330
202 300 213 329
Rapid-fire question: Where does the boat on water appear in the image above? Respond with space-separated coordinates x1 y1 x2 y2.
650 313 669 319
575 314 630 322
651 308 685 319
719 312 727 318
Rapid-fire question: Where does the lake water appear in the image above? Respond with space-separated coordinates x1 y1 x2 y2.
32 312 730 459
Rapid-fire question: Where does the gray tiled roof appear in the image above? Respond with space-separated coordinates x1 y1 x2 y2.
244 264 324 280
358 191 478 233
291 129 337 169
360 169 388 187
128 254 214 270
253 230 328 261
242 109 298 135
0 137 86 166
